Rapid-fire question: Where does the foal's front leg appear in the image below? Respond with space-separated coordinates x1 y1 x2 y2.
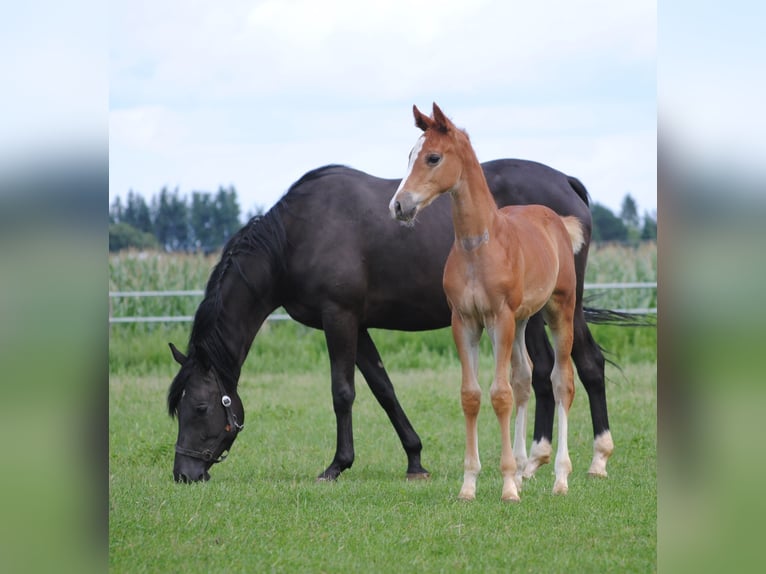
452 312 482 501
488 312 521 502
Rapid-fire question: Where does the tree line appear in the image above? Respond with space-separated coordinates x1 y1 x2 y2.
109 187 656 252
592 194 657 243
109 186 244 253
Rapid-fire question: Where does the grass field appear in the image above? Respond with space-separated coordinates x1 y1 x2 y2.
109 242 656 572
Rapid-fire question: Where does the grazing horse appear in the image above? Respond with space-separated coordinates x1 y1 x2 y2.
390 103 584 500
167 159 615 484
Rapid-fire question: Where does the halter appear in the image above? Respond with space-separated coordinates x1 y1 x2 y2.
174 376 244 464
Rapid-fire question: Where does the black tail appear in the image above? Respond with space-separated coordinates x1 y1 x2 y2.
582 306 654 382
584 306 656 327
567 175 591 207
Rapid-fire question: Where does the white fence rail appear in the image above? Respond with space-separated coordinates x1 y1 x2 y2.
108 282 657 324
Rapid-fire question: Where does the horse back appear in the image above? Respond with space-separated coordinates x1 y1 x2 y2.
276 165 454 329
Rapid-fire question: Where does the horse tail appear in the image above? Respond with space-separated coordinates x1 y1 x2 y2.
583 305 656 327
567 175 591 207
561 216 586 254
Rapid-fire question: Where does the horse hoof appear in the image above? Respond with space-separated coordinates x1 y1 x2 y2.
458 491 476 501
552 483 569 495
502 495 521 503
587 470 608 479
316 471 340 482
522 465 538 479
406 472 430 481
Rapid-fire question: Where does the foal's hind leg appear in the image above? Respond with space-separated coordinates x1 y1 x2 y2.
544 302 576 495
509 318 532 489
356 329 429 479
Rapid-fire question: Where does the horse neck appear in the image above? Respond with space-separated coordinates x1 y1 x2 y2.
448 146 498 243
207 255 280 369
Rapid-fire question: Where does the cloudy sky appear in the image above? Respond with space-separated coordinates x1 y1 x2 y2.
109 0 657 217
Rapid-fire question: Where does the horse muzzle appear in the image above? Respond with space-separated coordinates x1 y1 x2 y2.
389 191 419 223
173 454 212 483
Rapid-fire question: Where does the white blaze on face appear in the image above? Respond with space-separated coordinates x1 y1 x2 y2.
389 135 425 213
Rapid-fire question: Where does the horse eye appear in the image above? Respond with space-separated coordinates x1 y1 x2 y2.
195 404 208 415
426 154 441 166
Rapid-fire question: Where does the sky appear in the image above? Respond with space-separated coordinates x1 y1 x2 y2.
108 0 657 217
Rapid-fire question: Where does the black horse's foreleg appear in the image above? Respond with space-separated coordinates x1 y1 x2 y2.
356 329 429 479
317 309 359 481
525 313 556 477
570 308 613 476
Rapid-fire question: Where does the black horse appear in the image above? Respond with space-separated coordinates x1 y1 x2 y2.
168 160 615 483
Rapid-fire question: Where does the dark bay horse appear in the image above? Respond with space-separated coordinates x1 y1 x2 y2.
391 103 585 500
167 160 614 483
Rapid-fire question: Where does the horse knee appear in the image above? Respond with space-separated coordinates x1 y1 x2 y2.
490 384 513 416
461 388 482 416
332 384 356 413
553 378 574 410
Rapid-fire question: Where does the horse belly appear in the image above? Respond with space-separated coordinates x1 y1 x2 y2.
516 282 555 320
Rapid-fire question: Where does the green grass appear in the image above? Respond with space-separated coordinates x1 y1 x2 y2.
110 333 655 572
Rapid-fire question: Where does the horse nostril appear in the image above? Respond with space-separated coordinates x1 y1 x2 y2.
395 201 403 217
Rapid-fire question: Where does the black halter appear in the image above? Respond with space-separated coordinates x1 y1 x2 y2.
174 376 244 464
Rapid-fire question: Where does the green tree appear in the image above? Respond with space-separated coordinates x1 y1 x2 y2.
109 222 158 252
591 202 628 242
123 190 153 233
620 193 640 229
190 191 215 250
213 185 241 246
153 187 189 251
109 195 123 224
641 210 657 241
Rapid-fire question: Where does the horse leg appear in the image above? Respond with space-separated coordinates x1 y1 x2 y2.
317 308 359 481
524 313 554 479
488 312 521 502
572 243 614 477
544 302 576 495
509 318 532 489
571 307 614 477
355 328 429 479
452 311 483 501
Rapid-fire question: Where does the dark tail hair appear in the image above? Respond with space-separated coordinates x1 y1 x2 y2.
584 306 656 327
567 175 591 207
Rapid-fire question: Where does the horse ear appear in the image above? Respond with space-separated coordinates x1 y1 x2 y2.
413 104 431 132
431 102 450 133
169 342 187 365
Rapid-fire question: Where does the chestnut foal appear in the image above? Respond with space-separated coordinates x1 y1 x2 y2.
389 103 584 501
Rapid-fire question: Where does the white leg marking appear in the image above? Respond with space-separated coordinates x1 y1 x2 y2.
510 320 531 487
513 403 528 490
553 401 572 495
588 430 614 477
524 438 552 479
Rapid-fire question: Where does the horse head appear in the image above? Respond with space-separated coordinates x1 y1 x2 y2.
167 342 245 482
389 102 466 224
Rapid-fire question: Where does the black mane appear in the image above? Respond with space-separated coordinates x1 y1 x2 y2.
167 209 287 416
